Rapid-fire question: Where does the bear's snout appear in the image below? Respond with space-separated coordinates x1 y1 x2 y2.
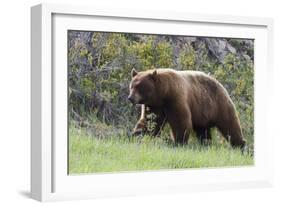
128 95 133 102
128 93 142 104
128 95 135 103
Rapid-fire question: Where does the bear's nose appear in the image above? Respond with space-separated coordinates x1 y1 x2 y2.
128 95 134 103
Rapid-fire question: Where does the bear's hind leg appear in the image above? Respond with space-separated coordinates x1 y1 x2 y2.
217 118 246 149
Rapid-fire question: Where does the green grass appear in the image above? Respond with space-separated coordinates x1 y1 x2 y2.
68 125 254 174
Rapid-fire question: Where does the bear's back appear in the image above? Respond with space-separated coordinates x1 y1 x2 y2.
144 68 230 102
157 68 220 93
156 68 209 81
157 68 233 120
161 69 228 96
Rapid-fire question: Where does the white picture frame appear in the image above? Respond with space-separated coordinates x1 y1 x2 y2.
31 3 274 202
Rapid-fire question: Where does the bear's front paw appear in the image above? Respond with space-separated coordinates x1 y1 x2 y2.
132 128 145 136
132 119 146 137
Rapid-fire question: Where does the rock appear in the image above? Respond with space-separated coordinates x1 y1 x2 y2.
242 54 251 61
204 38 236 63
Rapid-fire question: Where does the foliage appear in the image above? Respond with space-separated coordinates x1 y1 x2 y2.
179 43 196 70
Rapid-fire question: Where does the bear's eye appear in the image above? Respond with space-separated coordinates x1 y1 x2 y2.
136 83 147 94
134 82 142 89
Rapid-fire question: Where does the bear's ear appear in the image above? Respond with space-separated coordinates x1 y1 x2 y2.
151 69 157 81
131 68 138 77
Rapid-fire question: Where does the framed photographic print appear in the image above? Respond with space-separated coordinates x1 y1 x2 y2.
31 3 274 201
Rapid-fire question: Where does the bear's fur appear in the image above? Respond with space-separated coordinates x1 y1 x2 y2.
128 68 245 148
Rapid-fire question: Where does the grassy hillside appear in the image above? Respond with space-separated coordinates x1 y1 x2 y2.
68 123 253 174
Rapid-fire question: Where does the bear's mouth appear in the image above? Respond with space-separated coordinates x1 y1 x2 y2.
129 98 144 105
128 95 145 105
130 102 143 106
136 99 145 105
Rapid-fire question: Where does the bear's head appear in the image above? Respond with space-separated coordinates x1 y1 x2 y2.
128 68 159 106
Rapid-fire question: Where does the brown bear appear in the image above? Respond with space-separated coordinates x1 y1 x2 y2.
128 68 246 148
